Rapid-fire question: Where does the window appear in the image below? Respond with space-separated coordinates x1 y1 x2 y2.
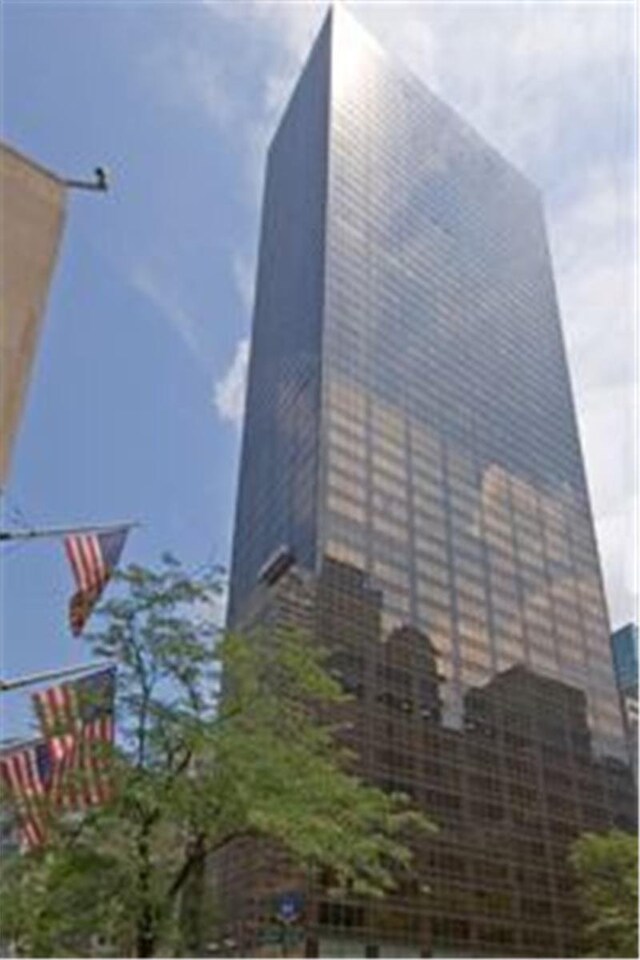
327 494 366 525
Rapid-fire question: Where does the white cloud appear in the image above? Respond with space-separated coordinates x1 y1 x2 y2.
181 48 235 128
196 580 229 631
213 336 250 427
584 380 637 629
208 0 323 65
544 163 637 624
550 165 636 391
142 40 235 131
130 263 206 363
232 252 256 315
352 1 634 177
200 0 327 196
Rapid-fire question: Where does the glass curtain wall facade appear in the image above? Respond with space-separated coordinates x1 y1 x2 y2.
230 3 626 763
226 7 635 956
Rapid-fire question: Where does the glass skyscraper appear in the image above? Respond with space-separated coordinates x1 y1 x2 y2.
226 7 635 956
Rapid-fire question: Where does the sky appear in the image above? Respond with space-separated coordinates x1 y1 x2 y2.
1 0 637 741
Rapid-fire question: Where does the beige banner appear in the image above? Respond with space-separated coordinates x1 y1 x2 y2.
0 142 67 487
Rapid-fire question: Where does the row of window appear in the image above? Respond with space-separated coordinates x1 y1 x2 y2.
327 406 587 514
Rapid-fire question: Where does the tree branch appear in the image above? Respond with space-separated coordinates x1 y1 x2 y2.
165 829 255 904
130 634 151 772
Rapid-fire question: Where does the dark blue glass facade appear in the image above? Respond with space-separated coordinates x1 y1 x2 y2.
228 17 330 624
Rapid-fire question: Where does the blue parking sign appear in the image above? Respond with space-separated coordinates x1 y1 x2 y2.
277 891 303 923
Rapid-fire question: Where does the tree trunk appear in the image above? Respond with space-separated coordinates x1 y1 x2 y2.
136 821 156 958
136 921 156 959
179 834 207 955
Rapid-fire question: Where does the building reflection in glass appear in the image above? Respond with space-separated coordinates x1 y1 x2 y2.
216 558 636 958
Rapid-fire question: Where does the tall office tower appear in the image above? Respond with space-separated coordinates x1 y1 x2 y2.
227 7 636 956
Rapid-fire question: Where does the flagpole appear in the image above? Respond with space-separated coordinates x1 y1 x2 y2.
0 521 140 542
0 661 111 694
0 735 43 755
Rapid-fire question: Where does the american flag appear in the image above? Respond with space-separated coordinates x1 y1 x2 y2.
64 527 129 635
0 740 53 849
32 666 116 810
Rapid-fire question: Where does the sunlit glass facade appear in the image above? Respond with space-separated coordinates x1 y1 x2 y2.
226 7 635 957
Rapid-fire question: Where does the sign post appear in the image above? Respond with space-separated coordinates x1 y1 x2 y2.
275 892 304 959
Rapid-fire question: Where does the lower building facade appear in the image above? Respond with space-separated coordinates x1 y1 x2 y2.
214 558 637 958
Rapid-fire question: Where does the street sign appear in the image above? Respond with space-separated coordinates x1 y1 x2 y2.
276 891 304 924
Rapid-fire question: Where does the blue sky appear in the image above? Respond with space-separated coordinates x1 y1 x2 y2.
1 1 637 740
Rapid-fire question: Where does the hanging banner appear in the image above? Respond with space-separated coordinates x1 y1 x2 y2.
0 141 67 487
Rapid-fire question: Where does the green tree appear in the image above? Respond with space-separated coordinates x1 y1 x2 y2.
570 829 638 958
0 557 432 957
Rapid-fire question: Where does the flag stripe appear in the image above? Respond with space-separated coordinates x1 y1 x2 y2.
65 533 111 595
89 535 107 586
31 667 116 816
0 743 49 849
63 529 128 635
35 682 78 744
78 536 94 591
64 536 84 591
